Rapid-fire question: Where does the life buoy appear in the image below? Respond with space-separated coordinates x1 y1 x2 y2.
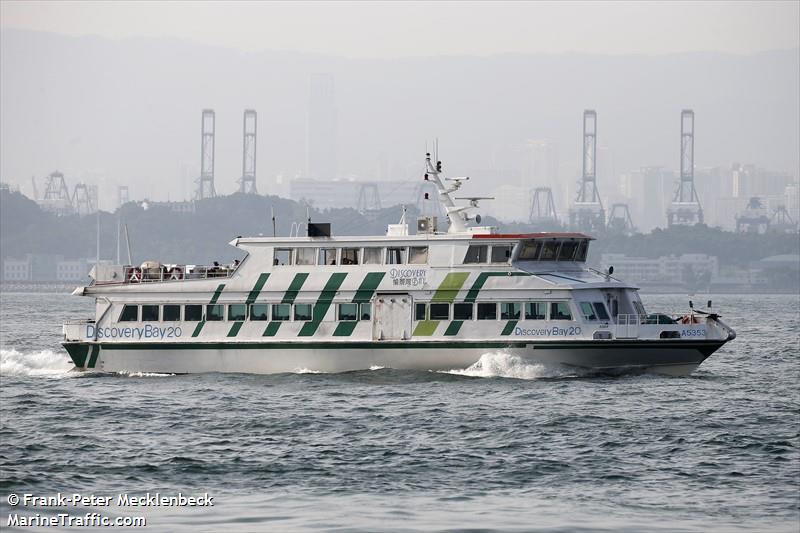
169 267 184 280
129 268 142 283
680 315 699 324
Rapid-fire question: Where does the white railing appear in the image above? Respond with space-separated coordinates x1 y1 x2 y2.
122 264 234 284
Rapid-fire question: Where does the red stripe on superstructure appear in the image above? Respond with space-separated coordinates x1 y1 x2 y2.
471 232 594 240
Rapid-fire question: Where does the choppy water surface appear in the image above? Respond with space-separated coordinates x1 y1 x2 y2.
1 292 798 532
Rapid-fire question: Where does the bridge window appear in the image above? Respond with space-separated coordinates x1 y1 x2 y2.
453 303 473 320
339 303 358 321
519 241 542 260
119 304 139 322
540 241 560 261
184 305 202 321
318 248 337 266
250 304 269 321
274 248 293 266
409 246 429 264
272 304 290 321
477 302 497 320
575 241 589 262
491 245 513 263
294 304 313 321
501 302 521 320
163 304 181 321
363 247 383 264
558 241 579 261
415 303 427 321
206 304 224 321
550 302 572 320
593 302 610 320
463 245 487 264
341 248 360 265
525 302 546 320
430 303 450 320
387 247 406 265
296 248 315 265
229 304 247 321
580 302 597 321
360 303 371 321
141 305 159 322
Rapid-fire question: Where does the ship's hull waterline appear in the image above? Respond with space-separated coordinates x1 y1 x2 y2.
63 340 725 377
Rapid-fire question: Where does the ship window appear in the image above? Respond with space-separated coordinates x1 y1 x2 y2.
491 245 513 263
339 303 358 321
519 241 542 260
575 241 588 262
229 304 247 321
540 241 560 261
580 302 597 321
318 248 337 266
296 248 315 265
294 304 313 321
119 304 139 322
525 302 546 320
274 248 293 266
184 305 202 321
477 302 497 320
453 303 473 320
206 304 224 321
272 304 290 321
593 302 610 320
463 245 488 264
250 304 269 321
550 302 572 320
163 304 181 321
387 247 406 265
558 241 579 261
363 247 383 264
141 305 159 321
360 303 371 321
409 246 429 264
341 248 360 265
415 303 427 321
430 303 449 320
501 302 521 320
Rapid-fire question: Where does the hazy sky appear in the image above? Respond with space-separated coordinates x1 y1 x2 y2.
2 0 798 57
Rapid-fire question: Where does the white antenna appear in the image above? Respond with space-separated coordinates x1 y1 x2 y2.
124 224 133 265
96 209 100 269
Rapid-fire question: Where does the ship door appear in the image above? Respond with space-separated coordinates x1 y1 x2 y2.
372 294 412 340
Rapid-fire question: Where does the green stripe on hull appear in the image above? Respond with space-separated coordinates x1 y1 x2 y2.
333 321 358 337
264 322 282 337
299 273 348 337
464 272 529 303
353 272 385 303
191 320 206 338
87 345 100 368
444 321 463 336
412 320 440 336
431 272 469 302
283 273 309 304
64 343 90 367
228 322 243 337
245 273 270 304
193 283 227 337
501 320 518 336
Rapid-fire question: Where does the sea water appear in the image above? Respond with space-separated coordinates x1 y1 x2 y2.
1 292 798 532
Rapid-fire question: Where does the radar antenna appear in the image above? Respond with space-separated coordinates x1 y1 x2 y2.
423 152 492 233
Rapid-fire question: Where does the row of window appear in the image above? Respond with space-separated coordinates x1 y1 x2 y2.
118 303 373 323
517 240 588 262
274 246 429 266
117 301 587 323
415 301 573 321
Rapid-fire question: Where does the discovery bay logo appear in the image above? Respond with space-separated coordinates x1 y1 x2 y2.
86 324 182 340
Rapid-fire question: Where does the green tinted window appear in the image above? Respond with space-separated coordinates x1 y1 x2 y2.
163 305 181 321
206 304 224 321
229 304 247 321
272 304 290 321
339 303 358 321
250 304 268 321
294 304 313 321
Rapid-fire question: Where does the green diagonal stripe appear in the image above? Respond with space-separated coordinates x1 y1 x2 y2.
444 320 463 336
353 272 385 303
333 321 358 337
501 320 518 336
192 283 226 337
264 322 282 337
283 273 309 304
431 272 469 302
87 345 99 368
191 320 206 337
245 273 270 304
227 322 243 337
412 320 439 336
299 273 347 337
464 272 528 302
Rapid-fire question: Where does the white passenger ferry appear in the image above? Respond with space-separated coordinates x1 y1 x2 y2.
63 154 735 376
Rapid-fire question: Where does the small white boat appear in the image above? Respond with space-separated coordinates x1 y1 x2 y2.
63 154 735 376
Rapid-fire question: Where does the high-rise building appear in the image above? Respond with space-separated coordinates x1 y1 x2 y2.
306 74 338 179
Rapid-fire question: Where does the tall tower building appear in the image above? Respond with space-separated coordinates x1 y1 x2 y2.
306 73 338 179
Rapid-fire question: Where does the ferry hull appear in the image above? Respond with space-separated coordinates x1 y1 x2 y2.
63 340 725 377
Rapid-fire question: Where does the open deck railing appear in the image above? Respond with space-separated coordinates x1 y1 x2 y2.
123 265 233 283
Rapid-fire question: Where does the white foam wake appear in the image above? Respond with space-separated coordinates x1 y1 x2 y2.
444 352 573 380
0 348 74 377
